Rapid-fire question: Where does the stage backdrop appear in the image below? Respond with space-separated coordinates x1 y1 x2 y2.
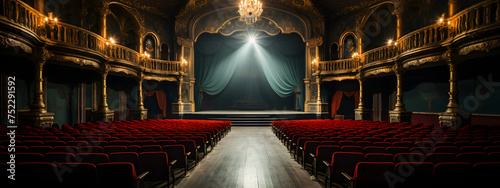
194 33 305 111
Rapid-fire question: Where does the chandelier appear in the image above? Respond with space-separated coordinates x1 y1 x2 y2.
238 0 263 25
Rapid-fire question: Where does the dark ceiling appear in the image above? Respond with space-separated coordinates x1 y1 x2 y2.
135 0 375 19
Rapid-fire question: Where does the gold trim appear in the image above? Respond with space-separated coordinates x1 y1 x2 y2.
403 55 442 68
364 67 393 77
143 76 177 82
191 7 309 42
459 39 500 56
51 55 100 69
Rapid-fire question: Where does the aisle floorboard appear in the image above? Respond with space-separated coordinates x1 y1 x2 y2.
177 126 322 188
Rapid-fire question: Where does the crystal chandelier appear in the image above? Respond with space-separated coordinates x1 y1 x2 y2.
238 0 263 25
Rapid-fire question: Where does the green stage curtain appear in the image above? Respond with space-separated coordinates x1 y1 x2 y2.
194 33 305 111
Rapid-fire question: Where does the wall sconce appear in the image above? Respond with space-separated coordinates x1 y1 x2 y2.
142 52 150 58
181 58 188 72
312 58 319 72
106 37 115 45
352 52 359 59
44 12 58 25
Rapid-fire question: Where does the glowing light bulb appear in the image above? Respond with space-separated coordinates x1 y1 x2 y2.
249 37 255 43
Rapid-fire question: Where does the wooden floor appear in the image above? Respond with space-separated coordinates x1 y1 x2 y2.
176 126 322 188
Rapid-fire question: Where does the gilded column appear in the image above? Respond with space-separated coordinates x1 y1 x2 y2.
439 50 470 129
19 46 55 127
305 37 327 115
389 62 412 123
30 47 50 113
131 72 147 120
34 0 44 14
92 64 113 122
172 37 195 114
449 0 459 17
98 6 110 39
393 0 404 39
355 72 372 120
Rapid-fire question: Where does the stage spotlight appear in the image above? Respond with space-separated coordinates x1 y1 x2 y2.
249 36 256 43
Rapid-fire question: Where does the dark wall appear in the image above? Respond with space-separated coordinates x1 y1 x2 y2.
404 65 449 113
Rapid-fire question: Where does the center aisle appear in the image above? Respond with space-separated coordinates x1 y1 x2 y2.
177 126 322 188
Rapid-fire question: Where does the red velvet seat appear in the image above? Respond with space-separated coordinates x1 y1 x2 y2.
97 162 145 188
386 146 410 155
16 153 45 163
103 145 128 154
364 153 393 162
18 162 61 187
77 153 109 166
363 146 387 154
472 162 500 187
456 152 488 164
178 140 199 165
163 144 190 177
46 152 76 163
139 152 175 186
393 153 425 164
432 162 472 188
29 145 53 154
425 153 456 164
324 152 364 187
394 162 433 188
109 152 140 173
343 162 395 188
141 145 162 152
78 146 104 153
58 163 98 188
312 145 340 178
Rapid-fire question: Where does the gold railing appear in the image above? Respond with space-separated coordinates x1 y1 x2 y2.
319 0 500 73
0 0 181 74
141 59 182 72
319 59 360 72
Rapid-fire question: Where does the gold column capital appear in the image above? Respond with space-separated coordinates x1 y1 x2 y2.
306 37 323 48
177 37 194 47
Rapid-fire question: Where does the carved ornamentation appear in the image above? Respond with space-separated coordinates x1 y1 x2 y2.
392 0 404 15
459 39 500 56
306 37 323 47
177 37 194 47
0 35 33 54
51 56 100 69
364 67 392 77
110 67 138 77
143 76 177 82
330 0 382 19
403 55 442 68
218 17 281 37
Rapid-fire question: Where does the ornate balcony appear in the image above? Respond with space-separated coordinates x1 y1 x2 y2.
319 0 500 81
0 0 181 79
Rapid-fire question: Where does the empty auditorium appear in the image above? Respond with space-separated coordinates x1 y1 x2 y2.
1 0 500 187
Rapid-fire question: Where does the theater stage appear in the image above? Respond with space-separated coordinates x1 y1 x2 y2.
181 111 328 126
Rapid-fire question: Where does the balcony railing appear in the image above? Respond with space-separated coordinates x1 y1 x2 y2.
319 0 500 74
1 0 181 74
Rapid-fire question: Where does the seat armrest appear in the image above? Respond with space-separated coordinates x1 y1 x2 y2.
323 161 331 168
186 152 192 156
136 171 149 180
342 172 353 181
196 145 201 149
299 147 304 151
170 160 177 166
310 153 316 158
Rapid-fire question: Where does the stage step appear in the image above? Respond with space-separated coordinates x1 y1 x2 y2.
181 111 326 126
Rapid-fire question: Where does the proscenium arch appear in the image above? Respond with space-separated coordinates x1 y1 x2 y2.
189 6 311 42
